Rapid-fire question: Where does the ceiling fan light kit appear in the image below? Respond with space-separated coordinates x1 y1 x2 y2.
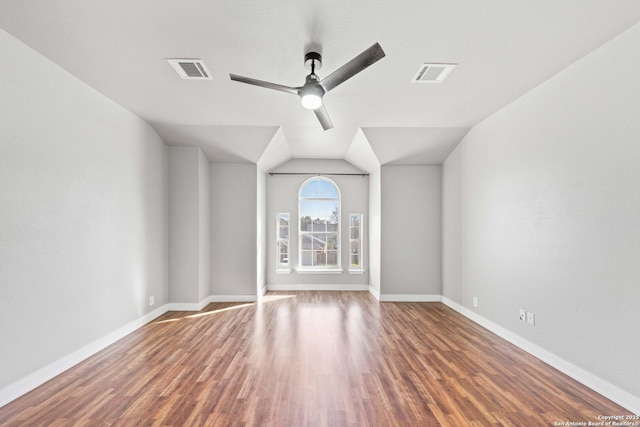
301 92 323 110
230 43 386 130
300 73 325 110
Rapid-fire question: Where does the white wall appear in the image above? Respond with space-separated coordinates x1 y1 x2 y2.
265 159 369 288
368 168 382 294
168 147 200 304
256 167 267 295
442 22 640 403
442 147 462 303
198 151 211 302
210 163 258 298
0 29 168 391
168 146 210 305
380 166 441 298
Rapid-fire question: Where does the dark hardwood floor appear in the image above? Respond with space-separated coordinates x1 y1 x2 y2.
0 291 631 426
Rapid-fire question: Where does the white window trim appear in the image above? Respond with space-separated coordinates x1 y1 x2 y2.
295 268 344 274
276 212 291 273
348 213 365 273
298 176 341 271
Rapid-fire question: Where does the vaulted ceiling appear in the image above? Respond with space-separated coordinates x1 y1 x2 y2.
2 1 640 172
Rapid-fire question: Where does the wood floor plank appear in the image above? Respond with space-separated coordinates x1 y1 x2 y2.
0 291 632 426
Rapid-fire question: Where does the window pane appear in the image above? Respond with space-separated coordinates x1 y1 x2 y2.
301 251 313 266
326 234 338 250
350 254 360 267
327 200 339 216
300 178 339 199
279 227 289 239
313 234 328 250
313 250 325 266
301 235 313 250
349 214 362 269
326 251 338 266
300 216 312 231
314 201 328 217
276 213 290 270
350 241 360 268
350 226 359 240
311 220 326 232
299 200 314 218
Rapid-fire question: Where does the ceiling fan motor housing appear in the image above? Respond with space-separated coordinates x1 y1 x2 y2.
304 51 322 71
301 76 325 96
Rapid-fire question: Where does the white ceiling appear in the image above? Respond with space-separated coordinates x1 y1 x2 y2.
2 1 640 171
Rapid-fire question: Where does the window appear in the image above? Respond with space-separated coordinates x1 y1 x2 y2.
276 213 290 272
349 213 363 272
298 177 340 270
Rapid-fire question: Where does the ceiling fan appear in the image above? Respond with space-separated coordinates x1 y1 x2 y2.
229 43 386 130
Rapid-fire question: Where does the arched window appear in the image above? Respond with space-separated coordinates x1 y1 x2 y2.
298 177 341 270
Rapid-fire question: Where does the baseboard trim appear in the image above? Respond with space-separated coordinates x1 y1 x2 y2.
440 296 640 415
0 305 168 409
368 286 381 300
167 297 213 312
167 294 258 311
209 294 258 302
266 284 370 291
380 294 441 302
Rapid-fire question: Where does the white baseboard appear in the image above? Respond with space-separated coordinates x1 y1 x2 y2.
266 284 370 291
0 305 168 409
368 285 381 300
379 294 441 302
167 296 214 312
167 294 258 311
440 296 640 415
209 294 258 302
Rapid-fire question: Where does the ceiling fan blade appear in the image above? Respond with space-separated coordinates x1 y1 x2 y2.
229 74 299 95
314 104 334 130
319 43 386 93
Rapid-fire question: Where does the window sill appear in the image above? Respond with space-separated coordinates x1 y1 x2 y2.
276 269 292 274
348 269 365 275
295 268 344 275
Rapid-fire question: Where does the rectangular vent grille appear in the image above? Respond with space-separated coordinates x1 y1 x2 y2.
167 58 212 80
412 63 456 83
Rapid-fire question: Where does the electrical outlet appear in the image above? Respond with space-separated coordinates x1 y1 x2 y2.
473 297 479 308
519 309 526 322
149 296 154 306
527 311 535 326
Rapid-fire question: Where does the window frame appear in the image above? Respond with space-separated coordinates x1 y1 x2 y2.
348 213 364 273
276 212 291 273
297 176 342 273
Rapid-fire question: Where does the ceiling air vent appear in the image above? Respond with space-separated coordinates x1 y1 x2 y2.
167 58 212 80
412 63 456 83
